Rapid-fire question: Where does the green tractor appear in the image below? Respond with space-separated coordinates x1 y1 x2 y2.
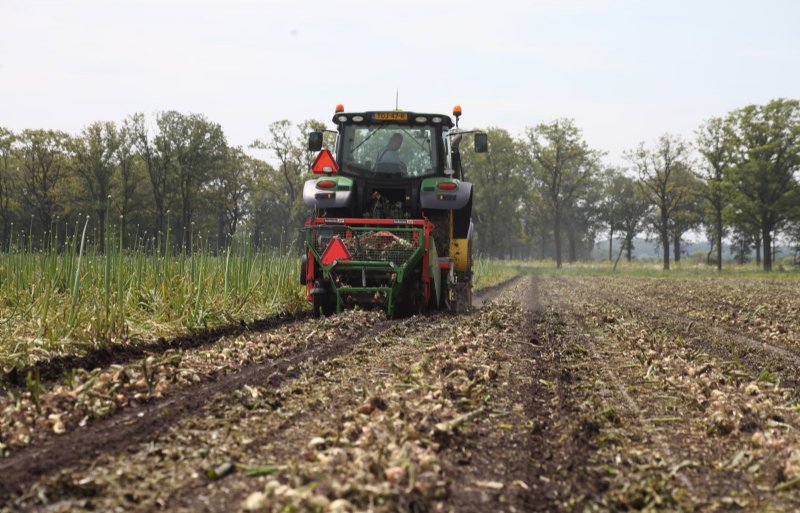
300 104 487 317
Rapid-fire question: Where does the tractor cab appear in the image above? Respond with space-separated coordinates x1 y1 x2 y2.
305 108 487 219
335 111 451 179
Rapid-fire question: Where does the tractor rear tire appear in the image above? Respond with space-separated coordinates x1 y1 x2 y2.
428 212 450 258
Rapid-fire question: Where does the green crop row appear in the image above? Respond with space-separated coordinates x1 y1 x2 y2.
0 222 305 372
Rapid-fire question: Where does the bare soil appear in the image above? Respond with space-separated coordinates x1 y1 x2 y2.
3 275 800 512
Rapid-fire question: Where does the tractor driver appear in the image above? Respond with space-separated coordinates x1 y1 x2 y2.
376 133 404 166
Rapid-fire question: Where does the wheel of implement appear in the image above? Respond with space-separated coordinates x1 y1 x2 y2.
311 284 336 318
312 292 335 317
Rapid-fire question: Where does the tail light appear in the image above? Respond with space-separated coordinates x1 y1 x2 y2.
437 182 457 191
317 180 336 189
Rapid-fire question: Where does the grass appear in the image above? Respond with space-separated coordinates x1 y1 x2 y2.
0 224 305 372
523 258 800 279
472 257 534 289
470 255 800 281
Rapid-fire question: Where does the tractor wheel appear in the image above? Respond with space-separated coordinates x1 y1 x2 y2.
428 212 450 257
449 281 473 313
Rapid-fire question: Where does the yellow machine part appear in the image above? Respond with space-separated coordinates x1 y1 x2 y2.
448 212 471 272
449 238 470 271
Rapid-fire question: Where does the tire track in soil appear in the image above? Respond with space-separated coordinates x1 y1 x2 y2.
443 276 607 511
0 315 390 503
434 276 547 511
3 311 310 389
161 314 444 513
555 276 800 389
540 275 800 510
514 282 619 511
526 277 711 510
582 331 697 494
164 278 532 513
512 276 715 510
471 275 527 308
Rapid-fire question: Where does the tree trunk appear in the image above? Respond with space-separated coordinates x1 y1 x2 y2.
567 226 577 263
661 208 670 270
539 230 547 260
553 212 562 269
97 206 106 250
626 238 633 262
613 234 632 271
755 234 761 266
740 238 746 265
706 236 714 266
762 226 772 272
182 204 192 251
217 213 226 250
673 235 681 263
772 236 777 264
608 228 613 261
715 210 723 271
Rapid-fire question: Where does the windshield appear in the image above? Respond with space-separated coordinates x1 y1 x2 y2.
339 124 438 178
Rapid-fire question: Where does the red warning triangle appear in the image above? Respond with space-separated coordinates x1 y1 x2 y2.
311 149 339 174
321 237 351 265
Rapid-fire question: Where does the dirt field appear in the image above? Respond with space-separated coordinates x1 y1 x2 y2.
2 275 800 512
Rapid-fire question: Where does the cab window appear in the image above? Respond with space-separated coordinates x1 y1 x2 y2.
339 124 438 178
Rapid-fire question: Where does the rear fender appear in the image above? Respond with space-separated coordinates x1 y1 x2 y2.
420 179 472 210
303 176 354 209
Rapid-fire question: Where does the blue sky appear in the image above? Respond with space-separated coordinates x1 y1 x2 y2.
2 0 798 165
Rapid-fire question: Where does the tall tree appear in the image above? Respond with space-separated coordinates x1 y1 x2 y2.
130 112 169 241
170 113 227 249
247 159 285 249
461 128 526 258
251 119 329 250
696 116 734 270
611 175 651 270
526 119 602 268
15 129 71 241
564 173 604 262
211 147 256 248
71 121 120 244
251 120 300 236
726 99 800 271
669 162 705 262
628 134 690 270
115 117 141 239
598 169 627 261
0 127 16 249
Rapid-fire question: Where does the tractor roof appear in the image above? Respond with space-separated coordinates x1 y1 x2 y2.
332 111 454 128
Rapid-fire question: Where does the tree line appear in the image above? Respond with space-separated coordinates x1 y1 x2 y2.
1 98 798 271
0 113 325 253
463 98 800 271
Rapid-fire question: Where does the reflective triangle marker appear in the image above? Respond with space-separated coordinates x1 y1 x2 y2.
311 149 339 174
321 238 351 266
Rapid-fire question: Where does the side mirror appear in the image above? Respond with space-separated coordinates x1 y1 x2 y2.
308 131 323 151
474 133 488 153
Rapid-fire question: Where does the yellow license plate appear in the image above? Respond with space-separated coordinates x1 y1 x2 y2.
373 112 408 121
